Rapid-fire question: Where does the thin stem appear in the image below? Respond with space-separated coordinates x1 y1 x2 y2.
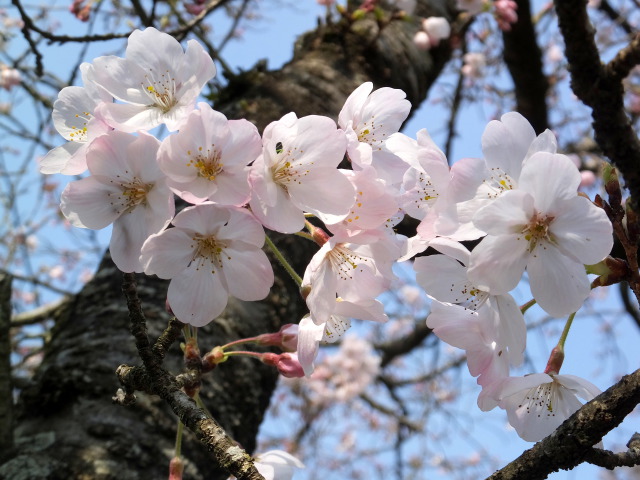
219 337 259 350
224 350 263 360
264 235 303 286
520 298 537 314
558 312 576 349
174 419 184 458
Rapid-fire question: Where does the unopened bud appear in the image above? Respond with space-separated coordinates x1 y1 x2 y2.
169 456 184 480
589 256 630 288
184 338 201 370
261 352 305 378
603 163 622 208
544 345 564 375
256 324 299 352
202 346 226 372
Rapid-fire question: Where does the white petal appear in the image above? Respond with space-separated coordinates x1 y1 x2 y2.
467 235 529 294
140 228 195 278
527 244 590 317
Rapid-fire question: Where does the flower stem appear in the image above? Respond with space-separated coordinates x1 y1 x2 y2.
264 235 303 286
219 337 259 350
557 311 576 349
520 298 537 314
174 418 184 458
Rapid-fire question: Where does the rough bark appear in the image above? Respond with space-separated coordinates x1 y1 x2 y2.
0 2 455 479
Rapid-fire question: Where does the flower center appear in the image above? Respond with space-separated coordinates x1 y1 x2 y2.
187 146 224 181
357 116 384 146
521 211 555 252
192 235 230 274
270 142 312 190
519 378 559 417
327 244 368 281
67 111 91 142
108 176 153 215
142 70 178 113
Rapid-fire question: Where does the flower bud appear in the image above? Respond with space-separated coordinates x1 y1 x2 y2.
544 345 564 375
256 324 299 352
261 352 305 378
169 456 184 480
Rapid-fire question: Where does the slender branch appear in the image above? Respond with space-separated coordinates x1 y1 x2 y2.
119 273 264 480
376 321 432 368
554 0 640 207
583 446 640 469
607 33 640 83
10 296 70 327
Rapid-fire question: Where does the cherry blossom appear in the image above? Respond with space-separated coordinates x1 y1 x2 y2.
497 373 601 441
338 82 411 185
157 102 259 205
60 131 174 273
415 239 526 366
39 63 112 175
89 27 216 132
140 204 274 326
302 231 399 325
249 112 354 233
467 151 613 316
252 450 305 480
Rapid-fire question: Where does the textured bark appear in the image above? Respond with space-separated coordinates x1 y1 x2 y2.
0 3 455 479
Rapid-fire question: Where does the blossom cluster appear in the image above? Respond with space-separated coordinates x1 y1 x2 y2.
41 27 613 443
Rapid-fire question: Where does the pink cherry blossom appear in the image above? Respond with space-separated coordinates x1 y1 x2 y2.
249 112 354 233
60 131 174 273
89 27 216 132
140 204 274 326
158 102 259 205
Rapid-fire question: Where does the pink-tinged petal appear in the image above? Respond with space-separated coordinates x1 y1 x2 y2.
518 152 581 212
110 210 151 273
473 189 534 235
489 294 526 366
467 234 529 294
249 183 305 234
448 157 486 203
333 297 388 323
499 373 552 399
223 119 262 166
527 244 590 317
304 258 338 325
482 112 535 179
414 254 472 304
218 207 265 247
167 265 228 327
171 204 230 236
140 229 195 278
39 142 84 175
338 82 373 129
209 169 251 206
220 248 273 301
98 102 164 133
426 302 482 350
249 156 279 207
297 315 325 376
550 196 613 265
288 168 355 218
60 177 121 229
125 28 186 74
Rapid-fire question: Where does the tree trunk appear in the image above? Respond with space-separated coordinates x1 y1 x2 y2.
0 2 455 479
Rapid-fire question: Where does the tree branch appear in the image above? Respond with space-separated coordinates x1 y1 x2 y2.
0 273 14 453
119 272 264 480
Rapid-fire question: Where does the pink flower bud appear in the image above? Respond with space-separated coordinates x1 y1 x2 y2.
256 324 299 352
413 31 431 50
261 352 305 378
169 457 184 480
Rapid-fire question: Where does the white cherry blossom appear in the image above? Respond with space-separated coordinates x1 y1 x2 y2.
498 373 601 442
39 63 112 175
467 151 613 316
90 27 216 132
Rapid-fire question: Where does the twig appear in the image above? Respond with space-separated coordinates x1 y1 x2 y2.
10 296 70 327
118 272 264 480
